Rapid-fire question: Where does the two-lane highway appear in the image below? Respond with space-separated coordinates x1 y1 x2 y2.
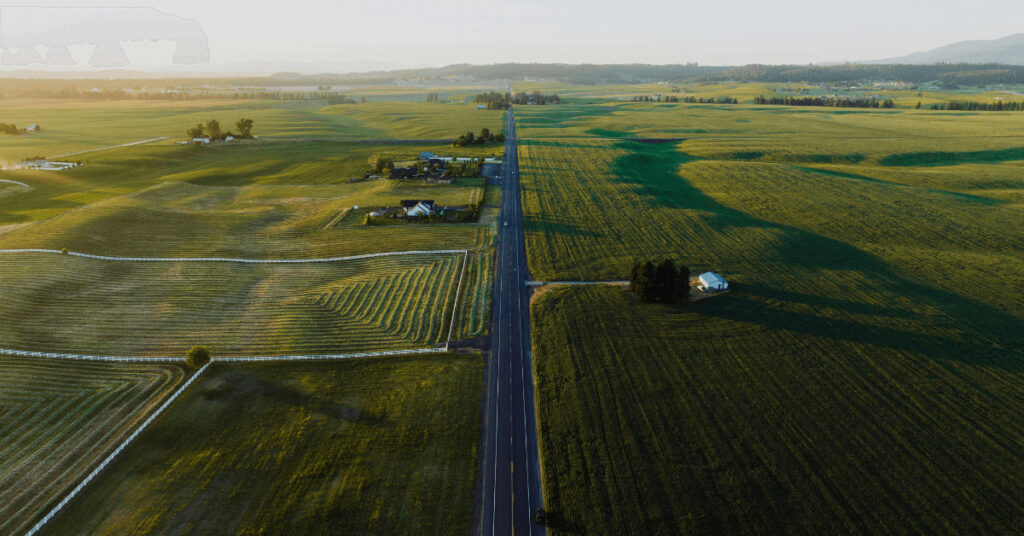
477 106 546 535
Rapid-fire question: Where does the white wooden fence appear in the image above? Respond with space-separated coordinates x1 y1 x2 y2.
22 362 211 536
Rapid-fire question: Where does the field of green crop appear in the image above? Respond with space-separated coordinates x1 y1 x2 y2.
0 166 491 258
317 101 504 139
533 286 1024 535
0 251 486 356
518 102 1024 534
0 357 186 536
40 355 482 536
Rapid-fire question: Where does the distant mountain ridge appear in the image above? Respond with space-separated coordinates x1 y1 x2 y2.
870 34 1024 65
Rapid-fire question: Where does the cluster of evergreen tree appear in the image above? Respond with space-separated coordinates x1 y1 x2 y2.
754 95 895 108
929 99 1024 111
630 259 690 304
425 92 441 102
454 127 505 147
633 95 737 104
0 123 20 135
325 94 357 105
186 118 254 140
472 91 561 109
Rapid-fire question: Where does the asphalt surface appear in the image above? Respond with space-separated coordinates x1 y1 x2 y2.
477 107 546 536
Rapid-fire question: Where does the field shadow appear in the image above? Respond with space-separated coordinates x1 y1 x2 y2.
202 369 390 426
608 140 1024 369
798 166 1003 205
524 213 602 238
880 146 1024 167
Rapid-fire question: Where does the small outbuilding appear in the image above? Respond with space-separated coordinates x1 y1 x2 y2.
697 272 728 292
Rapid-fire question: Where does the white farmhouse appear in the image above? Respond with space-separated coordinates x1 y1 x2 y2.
401 199 436 217
697 272 728 291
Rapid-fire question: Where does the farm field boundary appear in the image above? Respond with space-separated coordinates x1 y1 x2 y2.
0 249 475 360
0 346 443 364
23 362 210 536
46 137 169 159
526 280 629 286
0 247 469 264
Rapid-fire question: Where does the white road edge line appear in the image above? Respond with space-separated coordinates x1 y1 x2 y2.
23 361 211 536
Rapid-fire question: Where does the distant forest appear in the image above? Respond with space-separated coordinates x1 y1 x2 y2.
754 95 896 108
294 62 1024 86
3 63 1024 100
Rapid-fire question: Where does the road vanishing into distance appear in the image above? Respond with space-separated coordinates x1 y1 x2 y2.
478 106 546 536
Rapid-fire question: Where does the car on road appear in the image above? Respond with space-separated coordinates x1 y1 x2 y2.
504 221 509 227
535 508 547 525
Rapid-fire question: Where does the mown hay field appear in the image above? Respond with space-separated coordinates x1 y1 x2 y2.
0 98 504 162
0 251 487 356
0 139 493 227
316 101 505 139
0 357 186 536
517 104 1024 534
0 167 491 258
40 355 483 536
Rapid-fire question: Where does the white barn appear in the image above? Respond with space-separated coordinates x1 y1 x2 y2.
697 272 728 291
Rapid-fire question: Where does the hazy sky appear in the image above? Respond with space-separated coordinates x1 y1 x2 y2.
8 0 1024 68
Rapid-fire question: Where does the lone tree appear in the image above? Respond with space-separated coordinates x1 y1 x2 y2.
631 259 691 304
676 263 691 302
236 118 254 138
187 123 204 139
206 119 222 140
630 260 657 303
186 345 211 368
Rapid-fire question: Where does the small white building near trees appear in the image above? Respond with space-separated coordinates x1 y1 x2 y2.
697 272 729 292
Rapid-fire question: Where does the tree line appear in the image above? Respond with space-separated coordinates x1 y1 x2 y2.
326 94 359 105
472 91 561 109
454 127 504 147
633 95 738 104
630 259 691 304
0 123 21 135
709 63 1024 85
928 99 1024 111
426 93 441 102
187 118 254 140
754 95 895 108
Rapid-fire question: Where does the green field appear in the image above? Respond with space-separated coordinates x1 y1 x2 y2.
518 102 1024 534
0 251 486 356
0 357 186 536
533 286 1024 535
40 355 483 536
0 98 503 162
0 102 500 358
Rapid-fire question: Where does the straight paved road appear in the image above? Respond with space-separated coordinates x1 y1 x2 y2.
477 106 546 535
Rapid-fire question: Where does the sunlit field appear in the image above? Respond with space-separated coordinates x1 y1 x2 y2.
40 356 482 536
518 100 1024 534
